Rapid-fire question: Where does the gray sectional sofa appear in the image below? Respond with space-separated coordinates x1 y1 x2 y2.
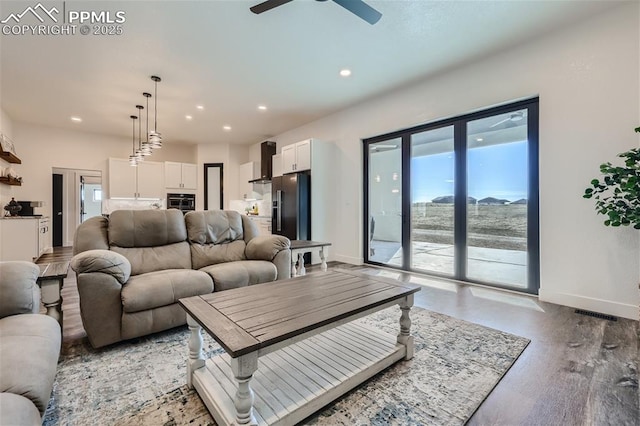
0 261 61 426
71 209 291 348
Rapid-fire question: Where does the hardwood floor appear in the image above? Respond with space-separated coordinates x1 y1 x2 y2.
42 248 639 425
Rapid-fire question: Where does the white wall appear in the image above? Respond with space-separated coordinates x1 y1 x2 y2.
0 108 14 202
7 121 197 246
268 3 640 319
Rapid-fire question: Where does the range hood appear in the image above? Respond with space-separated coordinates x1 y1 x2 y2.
249 141 277 183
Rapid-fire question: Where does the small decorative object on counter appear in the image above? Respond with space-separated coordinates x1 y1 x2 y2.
4 197 22 216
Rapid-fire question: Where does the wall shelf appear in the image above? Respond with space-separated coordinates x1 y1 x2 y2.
0 176 22 186
0 150 21 164
0 133 21 164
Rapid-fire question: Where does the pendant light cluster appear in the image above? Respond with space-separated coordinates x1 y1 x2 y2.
129 75 163 167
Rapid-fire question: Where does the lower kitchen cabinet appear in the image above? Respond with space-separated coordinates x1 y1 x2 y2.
0 217 50 261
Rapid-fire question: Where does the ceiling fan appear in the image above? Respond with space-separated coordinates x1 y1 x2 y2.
250 0 382 25
489 111 526 128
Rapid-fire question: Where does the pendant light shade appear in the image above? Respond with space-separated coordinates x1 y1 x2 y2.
149 75 162 149
129 115 138 166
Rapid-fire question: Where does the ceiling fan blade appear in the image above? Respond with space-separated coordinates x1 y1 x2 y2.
332 0 382 24
490 117 510 128
250 0 294 14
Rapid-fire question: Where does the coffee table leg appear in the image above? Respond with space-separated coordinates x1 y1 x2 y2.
40 279 63 327
320 247 328 272
297 252 306 276
231 353 258 425
186 314 205 389
397 294 415 360
291 250 298 277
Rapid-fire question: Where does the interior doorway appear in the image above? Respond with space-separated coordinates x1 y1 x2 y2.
51 168 102 247
204 163 223 210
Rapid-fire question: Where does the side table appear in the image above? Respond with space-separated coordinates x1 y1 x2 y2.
37 261 69 328
289 240 331 277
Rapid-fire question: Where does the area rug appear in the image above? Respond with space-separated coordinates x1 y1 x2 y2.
43 307 529 425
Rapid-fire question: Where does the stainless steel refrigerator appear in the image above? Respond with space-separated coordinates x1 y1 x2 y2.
271 172 311 241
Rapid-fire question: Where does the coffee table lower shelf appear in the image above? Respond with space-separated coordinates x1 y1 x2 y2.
193 322 405 426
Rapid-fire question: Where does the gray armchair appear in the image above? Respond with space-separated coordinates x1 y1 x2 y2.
0 261 61 425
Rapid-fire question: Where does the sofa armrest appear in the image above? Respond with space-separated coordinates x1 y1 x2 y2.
246 235 290 261
70 249 131 285
246 236 291 280
0 261 41 318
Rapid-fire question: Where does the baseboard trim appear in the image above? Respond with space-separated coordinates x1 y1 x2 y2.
539 289 638 321
333 254 362 265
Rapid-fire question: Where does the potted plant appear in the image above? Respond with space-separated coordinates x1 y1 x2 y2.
583 127 640 229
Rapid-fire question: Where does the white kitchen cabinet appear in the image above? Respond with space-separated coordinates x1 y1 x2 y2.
239 161 260 200
109 158 163 199
282 139 312 174
165 162 197 190
0 217 50 261
248 216 271 236
272 153 283 178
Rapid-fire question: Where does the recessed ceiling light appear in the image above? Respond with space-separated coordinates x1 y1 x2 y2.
476 137 483 142
258 105 267 111
185 115 193 120
223 125 232 131
340 69 352 77
196 105 204 110
70 116 82 122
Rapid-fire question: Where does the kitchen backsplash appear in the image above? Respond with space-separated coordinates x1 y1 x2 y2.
229 198 271 217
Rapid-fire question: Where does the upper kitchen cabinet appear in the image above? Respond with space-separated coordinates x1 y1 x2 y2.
272 153 283 178
282 139 312 174
165 162 197 190
109 158 163 199
239 161 260 200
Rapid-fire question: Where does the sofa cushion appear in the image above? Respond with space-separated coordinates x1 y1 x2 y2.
189 241 247 270
0 314 61 415
109 209 187 248
0 393 42 426
109 209 192 275
0 261 41 318
186 211 249 269
200 260 277 292
112 242 192 276
185 210 244 245
121 269 213 313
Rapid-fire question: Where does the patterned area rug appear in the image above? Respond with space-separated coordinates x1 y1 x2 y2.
43 307 529 425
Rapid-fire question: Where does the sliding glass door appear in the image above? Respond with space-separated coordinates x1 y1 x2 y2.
410 126 455 276
364 98 539 294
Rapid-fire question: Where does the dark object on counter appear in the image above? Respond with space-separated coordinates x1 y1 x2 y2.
17 201 42 216
4 197 22 216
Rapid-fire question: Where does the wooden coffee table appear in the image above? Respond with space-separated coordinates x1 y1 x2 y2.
179 269 421 426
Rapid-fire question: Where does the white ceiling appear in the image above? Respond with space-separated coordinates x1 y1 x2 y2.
0 0 620 146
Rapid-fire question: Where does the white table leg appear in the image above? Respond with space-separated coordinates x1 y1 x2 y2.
297 252 306 276
291 250 298 277
231 352 258 425
186 314 205 389
320 247 328 272
397 294 415 360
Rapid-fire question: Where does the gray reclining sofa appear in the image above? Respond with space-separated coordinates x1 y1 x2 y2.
71 209 291 348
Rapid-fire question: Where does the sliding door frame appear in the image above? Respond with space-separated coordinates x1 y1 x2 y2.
363 97 540 294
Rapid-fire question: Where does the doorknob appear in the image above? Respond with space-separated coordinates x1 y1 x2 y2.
57 212 62 216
